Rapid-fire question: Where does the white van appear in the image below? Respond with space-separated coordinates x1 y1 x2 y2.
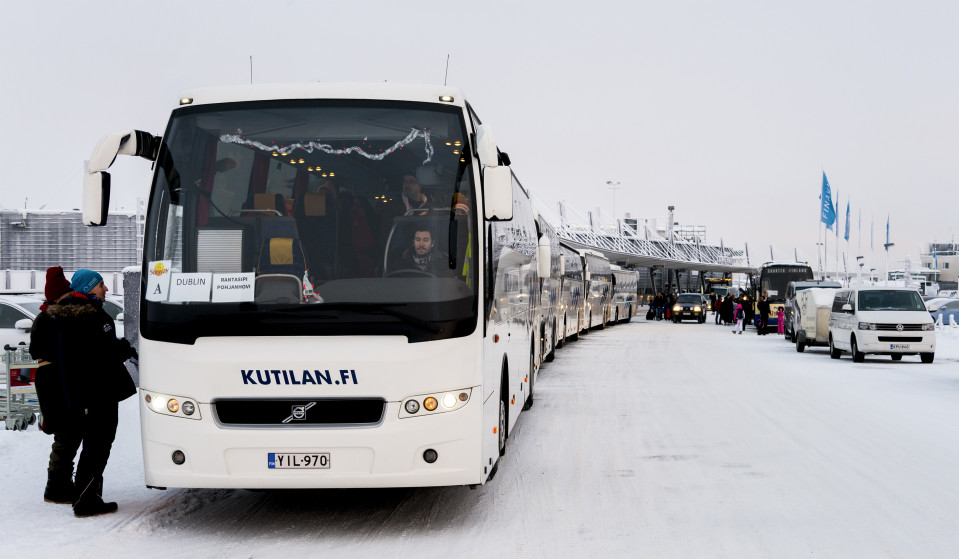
827 287 936 363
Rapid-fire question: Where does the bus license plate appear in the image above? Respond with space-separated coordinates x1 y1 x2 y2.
268 453 330 469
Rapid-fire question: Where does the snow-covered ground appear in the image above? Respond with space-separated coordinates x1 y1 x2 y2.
3 320 958 558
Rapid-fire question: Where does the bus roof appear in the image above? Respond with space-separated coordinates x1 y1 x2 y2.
176 82 467 108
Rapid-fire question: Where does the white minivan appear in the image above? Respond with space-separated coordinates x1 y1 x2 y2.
828 287 936 363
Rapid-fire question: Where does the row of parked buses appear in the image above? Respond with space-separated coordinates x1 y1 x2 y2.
532 217 641 368
82 83 639 492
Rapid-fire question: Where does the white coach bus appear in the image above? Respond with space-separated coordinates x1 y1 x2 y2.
82 83 549 489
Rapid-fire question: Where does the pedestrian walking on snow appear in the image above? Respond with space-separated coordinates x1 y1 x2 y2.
30 269 138 517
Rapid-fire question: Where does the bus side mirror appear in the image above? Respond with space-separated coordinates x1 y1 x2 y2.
842 303 852 312
475 124 497 168
83 130 159 226
537 237 551 279
483 166 513 221
83 170 111 226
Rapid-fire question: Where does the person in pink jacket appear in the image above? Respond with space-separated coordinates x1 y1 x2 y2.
776 307 785 335
732 301 744 334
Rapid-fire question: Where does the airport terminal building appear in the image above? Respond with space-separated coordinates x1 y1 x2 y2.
0 208 141 291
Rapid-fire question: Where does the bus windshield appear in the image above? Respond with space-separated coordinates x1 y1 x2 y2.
142 100 477 344
759 265 813 302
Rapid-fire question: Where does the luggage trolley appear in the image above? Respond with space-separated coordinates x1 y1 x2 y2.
2 343 40 431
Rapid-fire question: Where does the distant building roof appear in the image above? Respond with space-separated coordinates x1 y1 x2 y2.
0 209 139 273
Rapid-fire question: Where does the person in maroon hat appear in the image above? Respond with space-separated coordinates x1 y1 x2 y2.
29 267 136 516
30 267 77 504
40 266 71 312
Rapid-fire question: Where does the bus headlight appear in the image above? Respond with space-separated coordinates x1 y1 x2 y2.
143 390 201 420
921 323 935 331
442 393 457 409
399 388 472 418
858 322 878 330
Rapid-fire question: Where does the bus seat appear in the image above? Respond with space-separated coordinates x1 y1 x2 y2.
295 191 337 282
254 193 285 215
254 274 302 304
257 237 307 278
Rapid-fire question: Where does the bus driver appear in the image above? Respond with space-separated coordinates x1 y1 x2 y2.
398 227 450 277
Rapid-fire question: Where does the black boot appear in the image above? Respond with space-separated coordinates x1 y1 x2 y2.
44 469 75 504
73 477 117 518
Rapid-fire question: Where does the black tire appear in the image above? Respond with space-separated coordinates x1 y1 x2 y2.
545 323 556 362
829 335 841 359
851 337 865 362
523 344 535 410
498 389 508 457
921 353 935 364
538 324 547 367
891 354 902 361
796 340 805 353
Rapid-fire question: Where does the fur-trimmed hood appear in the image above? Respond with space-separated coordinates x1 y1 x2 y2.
44 301 100 319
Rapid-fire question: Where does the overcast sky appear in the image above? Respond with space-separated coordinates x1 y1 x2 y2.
2 1 956 270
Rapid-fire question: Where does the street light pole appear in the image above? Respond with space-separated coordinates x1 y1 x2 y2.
606 180 621 223
883 243 895 286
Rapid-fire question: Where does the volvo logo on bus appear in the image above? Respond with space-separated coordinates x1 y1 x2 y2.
282 402 316 423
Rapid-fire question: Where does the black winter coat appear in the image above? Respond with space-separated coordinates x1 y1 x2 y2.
29 295 136 431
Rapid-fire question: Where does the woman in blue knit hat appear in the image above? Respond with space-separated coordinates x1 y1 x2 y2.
30 269 137 517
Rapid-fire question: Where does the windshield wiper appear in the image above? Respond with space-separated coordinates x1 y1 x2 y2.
276 302 442 333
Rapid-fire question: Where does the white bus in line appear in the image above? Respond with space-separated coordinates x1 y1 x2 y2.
82 83 551 489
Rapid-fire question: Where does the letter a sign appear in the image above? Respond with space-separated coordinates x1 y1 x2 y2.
146 260 172 301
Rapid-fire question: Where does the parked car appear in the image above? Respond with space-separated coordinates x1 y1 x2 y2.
783 280 841 342
927 298 959 325
794 287 839 352
103 295 125 339
0 294 126 355
0 295 44 353
828 287 936 363
672 293 707 323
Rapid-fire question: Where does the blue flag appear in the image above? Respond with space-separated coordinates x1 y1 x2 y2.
834 192 839 239
885 214 890 247
844 201 850 241
820 172 837 230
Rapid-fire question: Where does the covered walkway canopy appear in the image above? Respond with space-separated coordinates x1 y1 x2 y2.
537 199 757 275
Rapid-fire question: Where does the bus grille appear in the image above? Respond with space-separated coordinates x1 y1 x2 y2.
877 336 923 343
213 398 385 426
